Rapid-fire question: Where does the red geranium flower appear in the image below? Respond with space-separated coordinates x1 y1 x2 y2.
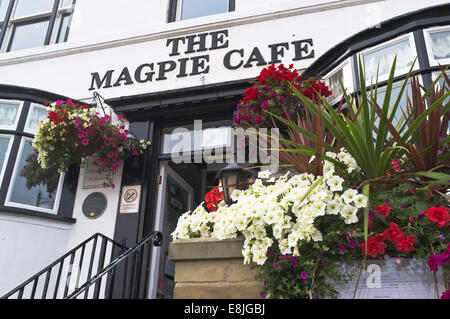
384 222 405 244
242 87 259 104
359 236 387 258
375 204 391 217
396 235 416 253
204 187 223 212
375 232 387 242
423 206 450 228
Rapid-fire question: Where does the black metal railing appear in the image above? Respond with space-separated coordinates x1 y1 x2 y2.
1 233 127 299
66 231 162 299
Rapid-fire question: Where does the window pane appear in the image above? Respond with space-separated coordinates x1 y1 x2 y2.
0 0 10 21
26 105 49 132
10 140 59 210
181 0 228 20
13 0 54 18
56 14 69 43
375 82 413 128
363 39 414 81
430 30 450 60
435 72 450 107
0 101 20 127
0 137 11 176
60 0 73 8
9 19 49 52
326 68 344 102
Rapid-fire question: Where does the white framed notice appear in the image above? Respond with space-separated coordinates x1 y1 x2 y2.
120 185 141 214
82 156 116 189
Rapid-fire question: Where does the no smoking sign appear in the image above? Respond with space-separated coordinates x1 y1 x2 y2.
120 185 141 214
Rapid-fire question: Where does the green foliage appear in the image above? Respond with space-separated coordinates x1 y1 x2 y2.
254 214 363 299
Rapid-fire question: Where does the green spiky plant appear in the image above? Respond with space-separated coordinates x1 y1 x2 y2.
260 57 449 261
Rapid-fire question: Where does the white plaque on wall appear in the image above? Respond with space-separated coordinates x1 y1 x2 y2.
120 185 141 214
329 256 446 299
82 156 116 189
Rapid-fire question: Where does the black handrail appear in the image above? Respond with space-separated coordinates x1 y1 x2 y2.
1 233 127 299
66 231 162 299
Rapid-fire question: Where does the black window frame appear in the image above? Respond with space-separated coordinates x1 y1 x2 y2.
0 0 76 53
0 84 80 223
167 0 235 23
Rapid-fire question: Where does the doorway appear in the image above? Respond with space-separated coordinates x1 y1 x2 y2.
148 162 193 299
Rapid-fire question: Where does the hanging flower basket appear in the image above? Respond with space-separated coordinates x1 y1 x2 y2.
29 99 150 188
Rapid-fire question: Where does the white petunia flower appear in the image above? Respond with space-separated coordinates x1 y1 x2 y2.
326 175 344 192
341 189 358 204
353 194 368 208
258 170 272 179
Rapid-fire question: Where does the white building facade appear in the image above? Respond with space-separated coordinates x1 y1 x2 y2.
0 0 448 299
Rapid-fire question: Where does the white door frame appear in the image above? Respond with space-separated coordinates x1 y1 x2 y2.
148 161 194 299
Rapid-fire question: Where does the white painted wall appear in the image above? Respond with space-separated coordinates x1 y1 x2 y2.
0 0 446 101
0 164 123 297
0 213 71 296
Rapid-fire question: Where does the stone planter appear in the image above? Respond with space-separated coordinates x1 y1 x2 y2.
169 237 448 299
168 237 263 299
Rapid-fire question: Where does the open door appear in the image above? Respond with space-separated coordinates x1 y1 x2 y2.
148 161 194 299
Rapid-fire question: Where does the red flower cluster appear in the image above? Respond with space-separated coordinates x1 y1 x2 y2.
242 87 259 104
205 187 223 212
359 236 387 258
361 222 418 257
234 63 332 127
396 235 417 253
384 222 405 244
375 204 391 217
48 110 65 124
301 79 333 101
256 63 302 85
423 206 450 228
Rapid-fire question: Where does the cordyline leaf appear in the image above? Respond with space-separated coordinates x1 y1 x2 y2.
363 184 371 253
297 177 324 207
416 135 450 158
306 88 371 174
377 146 408 177
314 104 324 176
399 70 449 170
414 171 450 182
371 95 426 170
272 148 347 170
421 64 450 101
358 56 375 165
402 90 450 143
265 110 335 152
374 55 398 161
